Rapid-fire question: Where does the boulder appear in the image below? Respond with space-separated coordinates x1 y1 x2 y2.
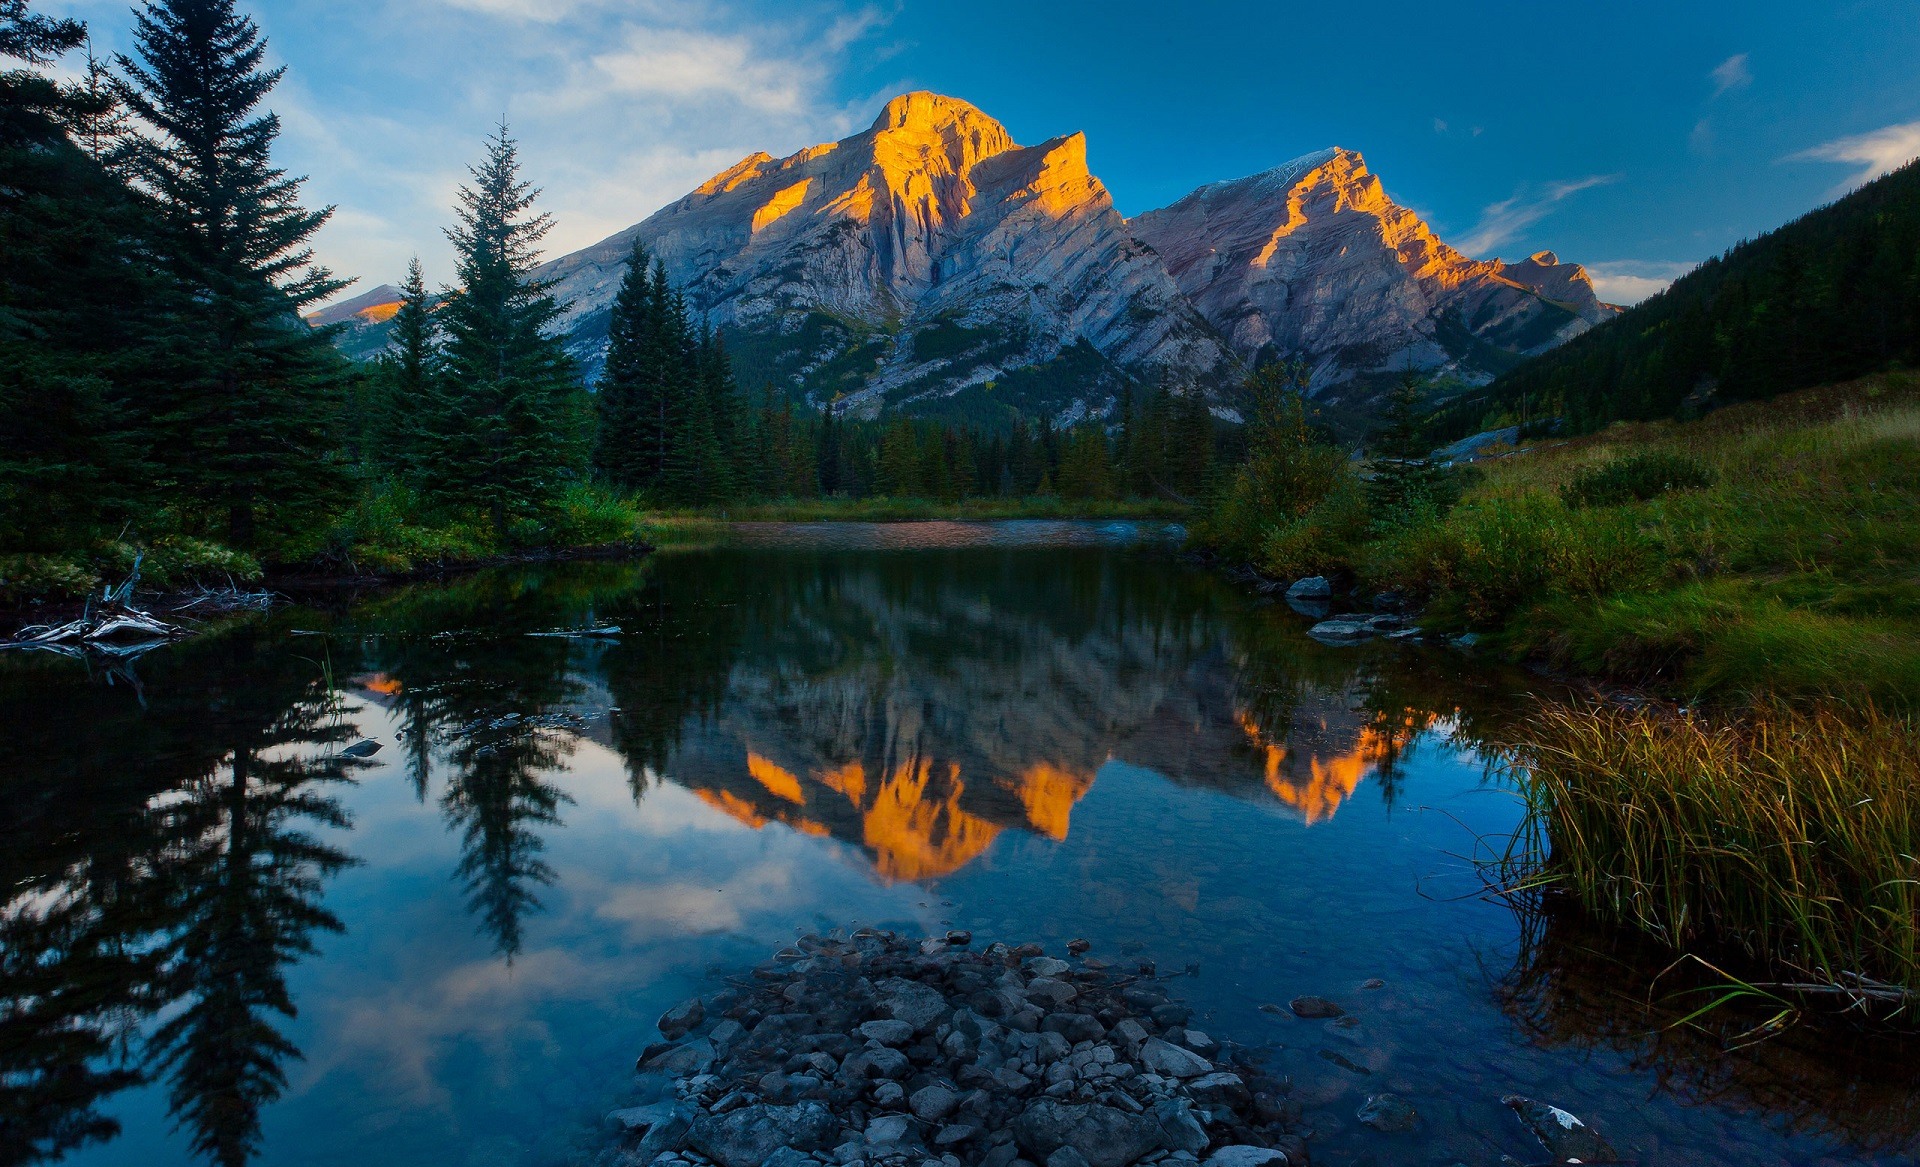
640 1038 714 1077
910 1083 961 1122
1287 996 1344 1019
1186 1072 1249 1107
688 1102 837 1167
1139 1038 1211 1079
1011 1099 1162 1167
1285 576 1334 600
606 1100 677 1132
1043 1013 1107 1044
630 1105 694 1161
1149 1100 1209 1154
658 996 705 1040
1307 618 1374 644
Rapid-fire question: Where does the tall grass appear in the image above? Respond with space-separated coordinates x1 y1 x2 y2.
1501 700 1920 1005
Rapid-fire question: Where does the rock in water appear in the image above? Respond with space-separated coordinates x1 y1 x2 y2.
1140 1037 1212 1079
657 996 704 1040
687 1102 836 1167
1202 1149 1291 1167
1355 1092 1419 1133
1503 1095 1618 1163
1288 996 1345 1019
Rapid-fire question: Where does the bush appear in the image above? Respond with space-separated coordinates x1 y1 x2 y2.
98 537 262 589
1258 480 1369 580
0 554 99 604
1559 451 1714 509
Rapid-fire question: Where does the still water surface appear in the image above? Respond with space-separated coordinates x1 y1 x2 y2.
3 523 1912 1167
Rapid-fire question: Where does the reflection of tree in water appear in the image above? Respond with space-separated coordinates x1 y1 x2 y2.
0 632 361 1167
146 686 361 1167
347 568 644 955
1497 899 1920 1158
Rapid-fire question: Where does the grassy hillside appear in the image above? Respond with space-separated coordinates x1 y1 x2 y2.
1434 159 1920 438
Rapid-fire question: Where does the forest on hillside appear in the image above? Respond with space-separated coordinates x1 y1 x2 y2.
1437 158 1920 436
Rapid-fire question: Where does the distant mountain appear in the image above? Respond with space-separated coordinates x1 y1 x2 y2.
535 92 1234 425
316 93 1613 425
1128 148 1618 395
303 283 405 361
1441 157 1920 435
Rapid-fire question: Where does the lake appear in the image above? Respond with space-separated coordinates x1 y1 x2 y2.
3 522 1912 1167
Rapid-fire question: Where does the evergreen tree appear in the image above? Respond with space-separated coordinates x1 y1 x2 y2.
381 256 435 471
1057 424 1114 500
424 123 588 538
592 237 662 494
113 0 353 549
0 2 162 551
1365 368 1451 525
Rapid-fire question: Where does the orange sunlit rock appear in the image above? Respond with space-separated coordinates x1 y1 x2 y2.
817 760 867 806
750 179 812 234
862 758 1003 883
356 673 404 697
358 301 402 324
694 787 771 830
747 752 806 804
1016 762 1094 840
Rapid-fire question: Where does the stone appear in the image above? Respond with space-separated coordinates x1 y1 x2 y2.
858 1019 916 1046
1503 1096 1618 1164
946 930 973 945
1111 1018 1149 1050
642 1039 715 1077
935 1123 980 1147
1285 576 1333 600
1355 1093 1419 1134
1149 1101 1209 1155
764 1150 817 1167
609 1100 678 1132
872 1081 905 1106
1027 957 1072 977
1185 1073 1248 1108
876 978 952 1032
1200 1149 1289 1167
689 1102 838 1167
1047 1149 1093 1167
865 1114 913 1147
632 1106 695 1162
659 997 706 1040
1307 618 1373 644
1042 1013 1106 1044
1066 939 1091 955
1025 977 1078 1006
1139 1038 1211 1079
707 1018 746 1049
1287 997 1344 1019
910 1084 961 1122
1176 1029 1218 1058
1149 1004 1191 1027
1010 1100 1162 1167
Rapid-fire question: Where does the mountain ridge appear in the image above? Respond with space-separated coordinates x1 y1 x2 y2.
320 92 1616 424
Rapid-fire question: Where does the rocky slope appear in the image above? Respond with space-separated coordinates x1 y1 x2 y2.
319 94 1615 423
1127 149 1619 394
537 93 1234 424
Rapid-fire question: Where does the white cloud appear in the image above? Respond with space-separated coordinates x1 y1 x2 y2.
590 27 809 113
1584 260 1696 305
1709 53 1751 98
1432 117 1447 134
1787 121 1920 196
1457 175 1619 257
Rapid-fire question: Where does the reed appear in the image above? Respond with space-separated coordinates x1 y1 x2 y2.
1500 700 1920 1009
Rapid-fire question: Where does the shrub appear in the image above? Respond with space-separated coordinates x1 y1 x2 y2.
1559 451 1714 509
1258 480 1369 581
0 554 99 604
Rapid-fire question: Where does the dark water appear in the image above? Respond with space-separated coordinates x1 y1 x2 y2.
3 523 1913 1167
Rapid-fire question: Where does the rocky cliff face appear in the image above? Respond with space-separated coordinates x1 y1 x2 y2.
537 93 1234 423
320 95 1616 421
1127 149 1618 393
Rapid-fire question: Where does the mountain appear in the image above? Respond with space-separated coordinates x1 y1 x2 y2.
1127 148 1618 394
303 283 405 361
535 92 1234 424
316 93 1613 424
1435 157 1920 435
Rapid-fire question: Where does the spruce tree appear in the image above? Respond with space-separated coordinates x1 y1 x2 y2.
592 237 662 494
425 123 587 539
365 256 435 475
0 2 164 551
114 0 352 549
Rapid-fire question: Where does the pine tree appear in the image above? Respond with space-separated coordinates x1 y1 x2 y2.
113 0 353 548
592 237 662 494
1365 368 1451 525
0 2 164 550
424 123 588 539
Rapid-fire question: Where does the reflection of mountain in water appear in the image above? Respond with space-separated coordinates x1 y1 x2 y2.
593 547 1429 880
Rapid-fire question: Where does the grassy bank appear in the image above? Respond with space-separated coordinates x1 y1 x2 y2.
1497 700 1920 1011
635 495 1189 546
1214 374 1920 706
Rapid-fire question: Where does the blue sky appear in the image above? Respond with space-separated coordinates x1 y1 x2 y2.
47 0 1920 303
